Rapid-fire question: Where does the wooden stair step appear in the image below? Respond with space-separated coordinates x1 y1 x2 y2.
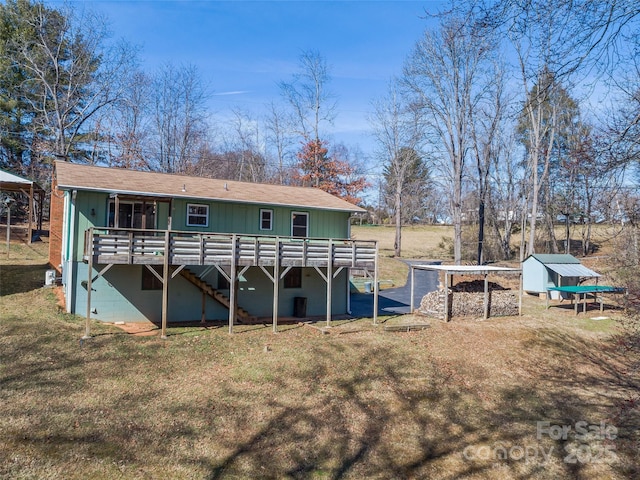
179 268 255 322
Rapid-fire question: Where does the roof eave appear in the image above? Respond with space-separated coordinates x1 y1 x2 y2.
55 183 365 213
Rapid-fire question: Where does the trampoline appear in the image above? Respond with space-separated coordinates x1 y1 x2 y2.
546 285 627 315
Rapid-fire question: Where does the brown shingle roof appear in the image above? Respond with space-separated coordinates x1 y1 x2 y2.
54 161 365 213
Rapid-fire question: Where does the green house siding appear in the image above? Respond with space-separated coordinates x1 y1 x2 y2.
65 190 355 322
72 263 348 322
170 198 350 237
71 192 352 260
73 263 230 322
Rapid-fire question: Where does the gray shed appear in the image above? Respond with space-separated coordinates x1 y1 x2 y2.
522 254 600 299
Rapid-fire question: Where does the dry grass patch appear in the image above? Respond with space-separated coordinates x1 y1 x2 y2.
352 224 453 260
352 225 453 288
1 234 638 479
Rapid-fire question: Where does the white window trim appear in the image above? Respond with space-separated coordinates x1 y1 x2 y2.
291 211 309 237
260 209 273 231
186 203 209 227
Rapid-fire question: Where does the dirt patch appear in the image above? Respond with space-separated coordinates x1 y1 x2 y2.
109 321 160 336
52 286 65 310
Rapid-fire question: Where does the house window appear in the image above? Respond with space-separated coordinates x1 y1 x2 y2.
283 267 302 289
291 212 308 237
108 201 155 229
142 266 163 290
260 209 273 231
187 203 209 227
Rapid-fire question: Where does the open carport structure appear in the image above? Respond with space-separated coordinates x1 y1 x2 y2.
409 264 522 321
0 168 45 244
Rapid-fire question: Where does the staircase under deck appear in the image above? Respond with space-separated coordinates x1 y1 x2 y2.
179 267 257 324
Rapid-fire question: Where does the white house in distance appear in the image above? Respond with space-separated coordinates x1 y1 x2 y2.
522 254 600 299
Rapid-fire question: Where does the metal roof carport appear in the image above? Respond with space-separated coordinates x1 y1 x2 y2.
409 264 522 321
0 168 45 245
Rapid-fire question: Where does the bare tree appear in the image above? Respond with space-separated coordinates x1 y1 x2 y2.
487 130 523 260
228 108 267 183
263 101 295 185
105 70 152 170
150 63 209 173
469 57 507 264
403 14 493 264
370 81 422 257
279 50 336 143
479 0 639 257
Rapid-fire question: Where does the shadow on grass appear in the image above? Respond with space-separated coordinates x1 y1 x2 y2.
2 290 638 479
0 264 49 296
193 333 639 479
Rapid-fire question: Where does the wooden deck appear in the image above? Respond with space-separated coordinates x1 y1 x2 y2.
83 228 377 269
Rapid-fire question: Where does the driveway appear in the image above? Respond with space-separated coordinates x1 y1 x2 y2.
350 260 440 318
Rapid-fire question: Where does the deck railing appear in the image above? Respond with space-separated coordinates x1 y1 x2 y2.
83 228 377 269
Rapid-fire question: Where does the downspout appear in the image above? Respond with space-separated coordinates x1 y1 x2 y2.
66 190 77 313
61 190 69 270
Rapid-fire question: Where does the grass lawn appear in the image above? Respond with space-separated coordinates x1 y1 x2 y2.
1 236 639 479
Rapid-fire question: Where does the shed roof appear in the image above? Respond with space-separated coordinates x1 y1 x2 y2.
412 264 521 275
54 161 365 213
544 263 600 278
527 254 581 264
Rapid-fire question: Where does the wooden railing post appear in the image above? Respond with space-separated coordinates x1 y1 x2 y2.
326 239 333 326
199 234 205 265
128 231 134 264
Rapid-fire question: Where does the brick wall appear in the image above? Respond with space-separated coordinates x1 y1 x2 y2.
48 173 64 272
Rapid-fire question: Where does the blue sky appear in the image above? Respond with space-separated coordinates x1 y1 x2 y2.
70 1 442 150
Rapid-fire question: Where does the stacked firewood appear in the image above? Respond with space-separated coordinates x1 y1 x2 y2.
418 281 518 319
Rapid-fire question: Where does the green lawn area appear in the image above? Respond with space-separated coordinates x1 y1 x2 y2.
1 238 638 479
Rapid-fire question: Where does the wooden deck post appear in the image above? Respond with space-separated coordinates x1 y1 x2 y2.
83 227 94 339
272 237 280 333
27 183 34 244
5 201 9 259
161 230 170 339
373 241 379 325
519 272 523 316
326 239 333 326
483 273 489 320
201 290 206 323
228 234 237 334
444 272 451 322
410 264 415 313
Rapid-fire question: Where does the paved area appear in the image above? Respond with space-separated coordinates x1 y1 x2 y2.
350 260 440 318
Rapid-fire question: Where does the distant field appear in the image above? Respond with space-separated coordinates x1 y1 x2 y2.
352 224 453 287
351 222 627 288
352 224 454 260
